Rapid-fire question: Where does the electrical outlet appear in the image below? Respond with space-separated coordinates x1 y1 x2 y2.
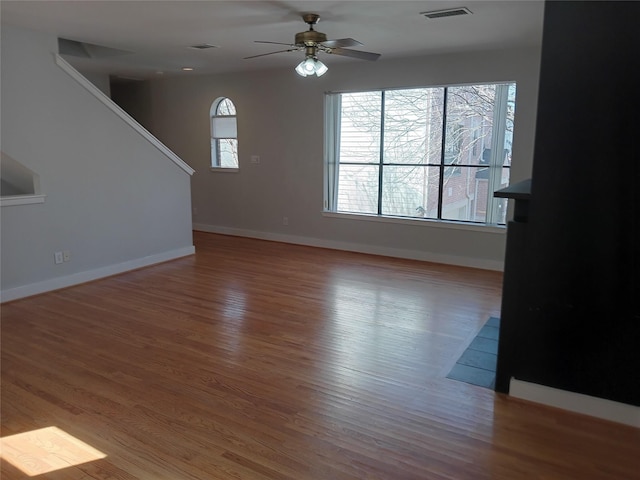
63 250 71 262
54 252 63 264
283 217 289 226
250 155 260 164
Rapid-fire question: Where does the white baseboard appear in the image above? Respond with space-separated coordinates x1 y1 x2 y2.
509 378 640 428
192 223 504 271
0 246 195 303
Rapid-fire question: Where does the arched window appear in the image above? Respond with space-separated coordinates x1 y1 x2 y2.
210 97 238 168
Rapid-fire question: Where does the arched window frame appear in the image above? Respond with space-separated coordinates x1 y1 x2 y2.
210 97 238 170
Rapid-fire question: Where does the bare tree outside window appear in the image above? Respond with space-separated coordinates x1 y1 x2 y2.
326 83 515 225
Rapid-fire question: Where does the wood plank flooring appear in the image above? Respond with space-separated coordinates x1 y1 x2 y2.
2 232 639 479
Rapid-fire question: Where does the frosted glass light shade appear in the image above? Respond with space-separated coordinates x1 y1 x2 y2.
295 60 309 77
295 57 328 77
314 60 328 77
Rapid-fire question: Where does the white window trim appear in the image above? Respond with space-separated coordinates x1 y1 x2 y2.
322 211 506 234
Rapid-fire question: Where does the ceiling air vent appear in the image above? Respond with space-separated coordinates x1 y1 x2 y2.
420 7 472 19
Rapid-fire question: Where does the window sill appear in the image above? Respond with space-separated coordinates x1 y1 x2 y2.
209 167 239 173
322 211 506 234
1 194 46 207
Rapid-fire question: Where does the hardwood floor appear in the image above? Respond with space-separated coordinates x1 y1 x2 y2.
2 232 638 479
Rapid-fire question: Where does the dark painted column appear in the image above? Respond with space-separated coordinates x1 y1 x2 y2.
509 1 640 405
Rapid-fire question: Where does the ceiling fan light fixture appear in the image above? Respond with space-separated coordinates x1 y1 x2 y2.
295 57 328 77
249 13 380 70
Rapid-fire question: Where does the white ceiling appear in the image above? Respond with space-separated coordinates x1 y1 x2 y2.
1 0 545 79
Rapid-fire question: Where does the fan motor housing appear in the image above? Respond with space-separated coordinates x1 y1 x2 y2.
295 30 327 46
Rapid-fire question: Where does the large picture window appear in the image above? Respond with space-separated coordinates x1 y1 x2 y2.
210 97 238 169
324 83 516 225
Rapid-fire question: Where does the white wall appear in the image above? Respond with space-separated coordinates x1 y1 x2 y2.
148 46 541 270
0 25 194 301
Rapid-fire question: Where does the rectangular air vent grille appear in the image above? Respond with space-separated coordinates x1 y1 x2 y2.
421 7 472 19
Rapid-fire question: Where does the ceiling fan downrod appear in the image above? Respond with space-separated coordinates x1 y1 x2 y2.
296 13 327 45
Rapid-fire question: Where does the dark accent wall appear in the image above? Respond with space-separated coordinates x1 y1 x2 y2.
505 1 640 405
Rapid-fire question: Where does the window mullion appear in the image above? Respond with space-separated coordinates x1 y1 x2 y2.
377 91 385 215
437 87 449 220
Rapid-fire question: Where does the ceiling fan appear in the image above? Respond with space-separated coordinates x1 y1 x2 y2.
244 13 381 77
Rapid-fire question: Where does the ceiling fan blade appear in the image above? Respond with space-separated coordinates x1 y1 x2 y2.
321 38 363 48
329 48 381 61
244 49 297 59
254 41 295 46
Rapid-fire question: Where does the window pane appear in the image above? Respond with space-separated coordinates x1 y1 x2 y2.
440 165 510 223
381 165 440 218
445 85 497 166
339 92 381 164
494 167 511 224
504 83 517 167
337 164 379 214
218 139 238 168
384 89 443 165
217 98 236 115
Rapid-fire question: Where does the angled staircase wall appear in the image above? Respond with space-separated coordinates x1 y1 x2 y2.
1 24 195 302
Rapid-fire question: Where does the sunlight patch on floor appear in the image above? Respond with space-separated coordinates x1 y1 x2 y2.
0 426 106 476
